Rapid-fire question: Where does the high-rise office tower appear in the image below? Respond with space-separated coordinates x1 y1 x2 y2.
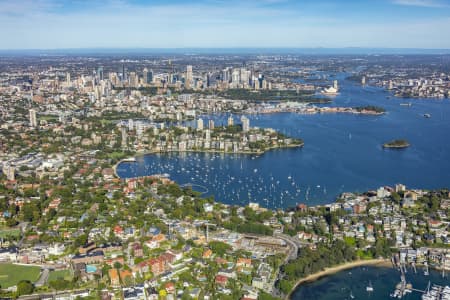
208 119 215 130
129 72 138 88
186 65 193 89
143 68 148 84
232 69 240 85
148 69 154 83
122 64 127 82
97 66 104 81
206 73 211 88
258 74 264 89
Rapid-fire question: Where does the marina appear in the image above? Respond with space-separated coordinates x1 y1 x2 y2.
117 75 450 208
291 266 449 300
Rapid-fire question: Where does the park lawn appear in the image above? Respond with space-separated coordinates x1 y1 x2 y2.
0 263 41 288
48 269 72 282
39 115 59 121
108 151 128 160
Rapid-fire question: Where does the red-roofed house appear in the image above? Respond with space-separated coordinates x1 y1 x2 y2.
215 275 228 287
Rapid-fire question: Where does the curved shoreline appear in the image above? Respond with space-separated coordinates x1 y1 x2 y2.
113 142 304 178
286 258 391 299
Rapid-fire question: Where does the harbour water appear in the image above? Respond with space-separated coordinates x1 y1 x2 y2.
116 74 450 208
291 266 449 300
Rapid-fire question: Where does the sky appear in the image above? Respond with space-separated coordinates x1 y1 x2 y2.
0 0 450 49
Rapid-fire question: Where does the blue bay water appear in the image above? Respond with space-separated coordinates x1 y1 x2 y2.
116 75 450 208
291 266 449 300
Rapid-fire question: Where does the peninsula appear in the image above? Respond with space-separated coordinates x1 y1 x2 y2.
117 115 304 155
296 105 386 115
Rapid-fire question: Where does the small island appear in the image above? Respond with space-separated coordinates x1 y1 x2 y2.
354 105 386 114
383 139 410 149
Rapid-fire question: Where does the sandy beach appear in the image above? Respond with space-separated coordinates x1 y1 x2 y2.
287 258 391 299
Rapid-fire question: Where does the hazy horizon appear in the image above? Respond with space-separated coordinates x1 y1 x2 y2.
1 47 450 56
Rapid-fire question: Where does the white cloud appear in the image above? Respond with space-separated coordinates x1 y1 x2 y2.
392 0 449 8
0 0 449 49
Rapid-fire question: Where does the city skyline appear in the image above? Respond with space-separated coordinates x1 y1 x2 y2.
1 0 450 50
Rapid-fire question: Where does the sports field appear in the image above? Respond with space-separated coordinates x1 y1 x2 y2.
0 263 41 288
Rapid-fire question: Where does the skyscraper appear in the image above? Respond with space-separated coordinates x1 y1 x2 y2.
197 118 204 130
29 109 37 127
388 80 394 90
222 68 231 83
122 64 127 82
186 65 193 89
333 80 339 90
143 68 148 84
241 116 250 132
227 115 234 127
121 126 128 149
148 69 154 83
232 69 240 86
97 66 104 81
258 74 264 89
129 72 138 88
208 119 215 130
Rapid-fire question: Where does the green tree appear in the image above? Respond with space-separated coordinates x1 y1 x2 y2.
208 241 231 256
16 280 34 296
49 278 71 290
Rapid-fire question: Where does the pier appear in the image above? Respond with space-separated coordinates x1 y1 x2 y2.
389 255 449 299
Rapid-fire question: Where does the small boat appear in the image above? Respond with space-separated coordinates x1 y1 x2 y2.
423 113 431 118
366 281 374 292
400 103 412 107
122 157 136 162
350 291 355 299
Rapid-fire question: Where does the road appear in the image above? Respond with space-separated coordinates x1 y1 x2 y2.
34 268 49 287
274 233 300 263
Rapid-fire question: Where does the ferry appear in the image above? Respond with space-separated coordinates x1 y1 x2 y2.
154 173 170 178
